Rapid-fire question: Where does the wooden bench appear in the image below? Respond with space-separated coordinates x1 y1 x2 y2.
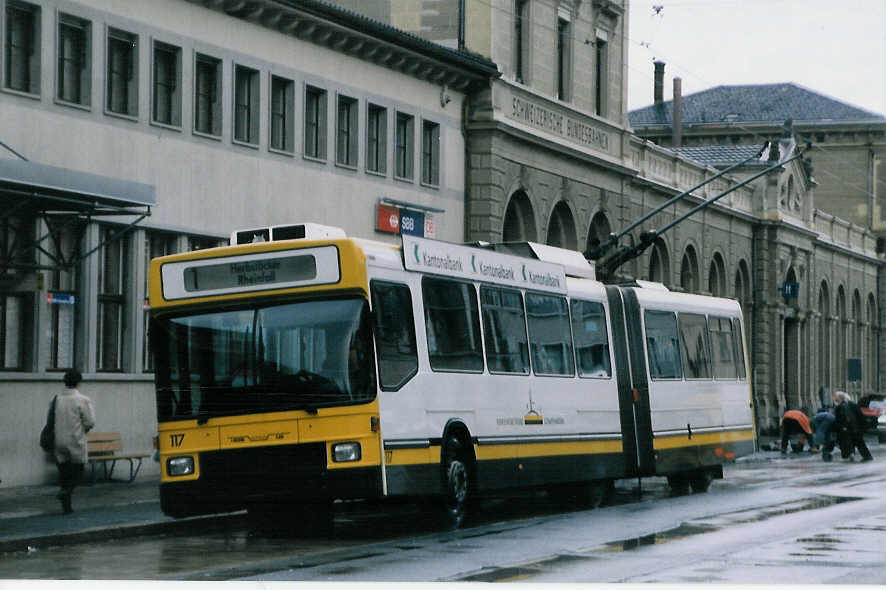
87 432 150 483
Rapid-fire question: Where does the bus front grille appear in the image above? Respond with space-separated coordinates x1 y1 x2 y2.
199 443 327 499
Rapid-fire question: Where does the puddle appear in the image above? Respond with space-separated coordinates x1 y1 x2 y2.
593 495 861 554
596 524 717 552
460 566 540 582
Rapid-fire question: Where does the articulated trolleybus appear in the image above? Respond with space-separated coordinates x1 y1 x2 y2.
149 222 755 530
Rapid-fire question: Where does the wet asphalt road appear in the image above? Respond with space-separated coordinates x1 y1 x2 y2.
3 441 886 582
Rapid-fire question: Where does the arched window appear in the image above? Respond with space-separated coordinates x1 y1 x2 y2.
734 259 751 307
836 286 847 392
818 282 830 389
708 252 726 297
648 238 670 286
503 190 537 242
585 211 611 259
680 245 699 293
866 294 877 391
546 201 577 250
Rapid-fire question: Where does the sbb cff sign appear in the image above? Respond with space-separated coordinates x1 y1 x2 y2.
377 203 433 237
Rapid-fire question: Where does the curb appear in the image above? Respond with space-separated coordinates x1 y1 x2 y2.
0 510 248 555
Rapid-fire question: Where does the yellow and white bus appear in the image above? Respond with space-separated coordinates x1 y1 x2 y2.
148 223 755 530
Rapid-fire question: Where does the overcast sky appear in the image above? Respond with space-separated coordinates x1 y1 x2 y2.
626 0 886 116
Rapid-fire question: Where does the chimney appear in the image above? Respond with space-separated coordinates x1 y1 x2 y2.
654 60 665 104
673 77 682 147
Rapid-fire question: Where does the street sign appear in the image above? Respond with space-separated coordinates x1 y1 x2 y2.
847 357 862 382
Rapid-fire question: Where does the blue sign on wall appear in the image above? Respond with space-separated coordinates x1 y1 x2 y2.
399 210 425 237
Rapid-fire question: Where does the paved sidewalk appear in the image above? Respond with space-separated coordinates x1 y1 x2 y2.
0 475 242 554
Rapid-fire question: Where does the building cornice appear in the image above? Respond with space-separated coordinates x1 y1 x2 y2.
184 0 500 92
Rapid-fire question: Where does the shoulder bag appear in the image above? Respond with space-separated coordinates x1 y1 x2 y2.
39 396 57 452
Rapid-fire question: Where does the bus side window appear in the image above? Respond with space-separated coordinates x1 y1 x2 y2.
710 316 737 380
571 299 611 378
645 310 682 380
370 281 418 390
733 317 747 380
480 285 529 374
421 277 484 372
525 292 574 377
678 312 712 379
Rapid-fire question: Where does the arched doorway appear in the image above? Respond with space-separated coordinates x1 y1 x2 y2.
585 211 611 259
783 267 800 410
818 281 831 396
836 287 847 392
502 190 537 242
708 252 726 297
546 201 577 250
867 294 878 392
648 238 670 286
680 245 699 293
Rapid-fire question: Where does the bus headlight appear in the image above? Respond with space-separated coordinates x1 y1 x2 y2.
332 442 362 462
167 456 195 476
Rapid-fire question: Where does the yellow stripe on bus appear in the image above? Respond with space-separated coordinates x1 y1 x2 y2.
652 428 755 450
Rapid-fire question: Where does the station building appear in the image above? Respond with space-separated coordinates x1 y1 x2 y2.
0 0 496 486
333 1 883 432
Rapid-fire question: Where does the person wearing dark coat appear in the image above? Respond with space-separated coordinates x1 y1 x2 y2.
812 408 837 462
833 391 873 462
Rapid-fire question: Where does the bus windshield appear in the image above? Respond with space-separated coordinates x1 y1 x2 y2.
152 297 376 422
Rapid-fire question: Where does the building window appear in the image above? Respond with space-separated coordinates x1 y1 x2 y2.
97 227 129 372
143 232 177 372
514 0 528 83
106 28 137 117
304 85 327 160
336 94 358 167
395 112 414 180
194 53 221 136
4 1 40 95
57 13 91 106
556 15 571 101
233 64 259 144
270 75 294 153
48 226 78 370
595 33 608 116
421 120 440 186
366 103 387 174
152 41 181 127
189 236 223 251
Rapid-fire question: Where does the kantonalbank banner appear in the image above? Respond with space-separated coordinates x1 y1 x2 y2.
402 235 567 295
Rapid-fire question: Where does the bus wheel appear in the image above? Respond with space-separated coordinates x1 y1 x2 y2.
689 469 714 493
440 436 470 529
667 474 690 496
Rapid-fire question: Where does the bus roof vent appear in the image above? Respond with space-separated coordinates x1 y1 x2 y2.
633 279 670 291
492 241 595 280
230 223 346 245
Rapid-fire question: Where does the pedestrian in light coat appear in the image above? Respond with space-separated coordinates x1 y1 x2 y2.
52 370 96 513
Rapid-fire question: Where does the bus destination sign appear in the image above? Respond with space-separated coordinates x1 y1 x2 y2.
161 246 341 300
402 235 567 294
